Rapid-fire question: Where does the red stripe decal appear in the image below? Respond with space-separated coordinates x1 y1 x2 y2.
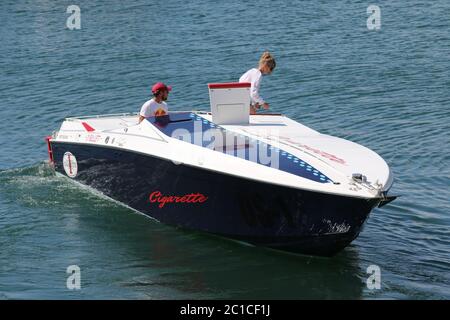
208 82 251 89
45 136 54 164
82 122 95 132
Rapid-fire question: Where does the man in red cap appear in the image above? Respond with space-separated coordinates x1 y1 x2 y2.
138 82 172 123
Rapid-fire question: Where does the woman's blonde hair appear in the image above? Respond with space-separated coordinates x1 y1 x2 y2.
259 51 276 71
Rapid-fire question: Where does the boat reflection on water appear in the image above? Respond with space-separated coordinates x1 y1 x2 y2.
70 196 366 299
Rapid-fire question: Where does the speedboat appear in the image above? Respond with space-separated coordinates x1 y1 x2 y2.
45 82 396 256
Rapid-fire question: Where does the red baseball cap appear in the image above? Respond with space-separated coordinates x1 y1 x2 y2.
151 82 172 93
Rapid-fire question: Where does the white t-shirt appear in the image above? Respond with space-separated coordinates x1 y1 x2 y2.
239 68 265 104
139 98 168 118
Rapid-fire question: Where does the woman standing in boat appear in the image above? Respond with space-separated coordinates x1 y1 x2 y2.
239 51 276 114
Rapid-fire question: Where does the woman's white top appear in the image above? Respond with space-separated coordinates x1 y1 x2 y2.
239 68 265 105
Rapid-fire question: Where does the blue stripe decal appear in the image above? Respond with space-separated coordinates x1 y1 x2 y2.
147 112 332 183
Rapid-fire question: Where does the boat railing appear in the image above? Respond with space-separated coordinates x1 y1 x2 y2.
65 112 140 121
64 110 281 122
64 110 211 122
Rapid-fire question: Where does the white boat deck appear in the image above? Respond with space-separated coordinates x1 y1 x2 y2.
55 111 393 198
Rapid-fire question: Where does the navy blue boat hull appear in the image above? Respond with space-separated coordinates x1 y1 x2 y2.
50 141 378 256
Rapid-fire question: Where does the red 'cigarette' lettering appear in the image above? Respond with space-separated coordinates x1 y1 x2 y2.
149 191 208 208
